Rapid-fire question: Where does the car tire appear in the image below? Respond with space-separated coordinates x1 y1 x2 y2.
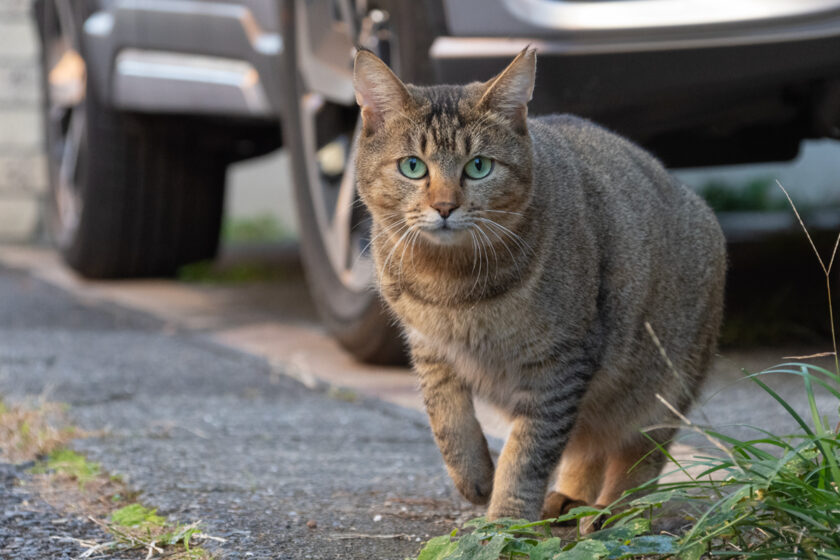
35 0 227 278
280 0 441 364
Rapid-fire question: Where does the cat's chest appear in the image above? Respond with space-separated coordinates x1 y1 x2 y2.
403 304 531 400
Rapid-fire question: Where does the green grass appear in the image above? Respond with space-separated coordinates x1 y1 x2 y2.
221 214 292 244
698 178 790 213
111 503 166 527
27 446 218 558
10 402 218 559
104 504 209 559
414 186 840 559
414 364 840 560
177 260 292 284
178 215 296 284
30 448 100 486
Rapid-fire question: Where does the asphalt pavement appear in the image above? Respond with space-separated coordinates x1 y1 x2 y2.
0 263 479 559
1 246 838 560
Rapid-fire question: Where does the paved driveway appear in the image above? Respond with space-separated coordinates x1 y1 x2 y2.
0 245 837 558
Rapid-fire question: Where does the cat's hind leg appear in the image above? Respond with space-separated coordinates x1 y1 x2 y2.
594 430 673 508
542 426 604 520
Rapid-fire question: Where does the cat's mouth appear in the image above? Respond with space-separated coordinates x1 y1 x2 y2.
418 219 470 246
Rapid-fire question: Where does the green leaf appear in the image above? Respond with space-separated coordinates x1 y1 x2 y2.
677 541 705 560
803 367 840 484
416 535 458 560
555 539 610 560
611 535 678 558
588 518 650 541
444 533 508 560
528 538 563 560
110 503 165 527
752 376 816 438
628 490 675 507
549 505 608 525
473 535 509 560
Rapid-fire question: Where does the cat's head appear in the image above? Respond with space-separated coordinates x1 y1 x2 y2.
353 49 536 248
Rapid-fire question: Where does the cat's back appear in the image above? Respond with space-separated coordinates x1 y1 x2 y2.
529 113 723 262
528 114 726 372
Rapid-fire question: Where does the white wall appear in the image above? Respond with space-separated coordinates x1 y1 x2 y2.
0 0 46 241
226 149 299 238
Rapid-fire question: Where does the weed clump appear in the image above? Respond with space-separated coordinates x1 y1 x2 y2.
0 396 221 559
0 397 76 463
30 448 101 486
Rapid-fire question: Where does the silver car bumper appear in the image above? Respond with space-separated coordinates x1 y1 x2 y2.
440 0 840 47
83 0 285 118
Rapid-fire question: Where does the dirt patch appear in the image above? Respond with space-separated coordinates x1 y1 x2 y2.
0 396 221 559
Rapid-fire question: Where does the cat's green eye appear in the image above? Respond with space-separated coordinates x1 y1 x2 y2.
464 156 493 180
398 156 428 179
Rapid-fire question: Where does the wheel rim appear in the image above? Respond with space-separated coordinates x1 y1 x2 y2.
44 1 87 247
296 1 395 293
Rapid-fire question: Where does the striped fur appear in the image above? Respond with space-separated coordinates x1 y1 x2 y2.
353 50 726 524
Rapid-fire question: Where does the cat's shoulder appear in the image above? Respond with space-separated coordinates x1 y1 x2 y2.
529 114 646 165
532 113 596 129
531 114 620 144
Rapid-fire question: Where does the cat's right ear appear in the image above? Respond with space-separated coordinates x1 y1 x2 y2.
354 50 411 135
478 48 537 135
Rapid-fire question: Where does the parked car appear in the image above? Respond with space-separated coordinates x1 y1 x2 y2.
34 0 840 363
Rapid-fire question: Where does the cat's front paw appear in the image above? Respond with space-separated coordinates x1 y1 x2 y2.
449 459 494 505
487 503 538 522
487 496 540 521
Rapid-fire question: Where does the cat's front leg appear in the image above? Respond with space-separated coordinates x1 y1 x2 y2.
412 349 495 505
487 380 586 520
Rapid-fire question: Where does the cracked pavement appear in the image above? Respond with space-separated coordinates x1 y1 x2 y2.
0 263 480 559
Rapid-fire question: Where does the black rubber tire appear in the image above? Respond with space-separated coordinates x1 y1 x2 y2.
280 0 442 364
36 0 227 279
59 111 227 279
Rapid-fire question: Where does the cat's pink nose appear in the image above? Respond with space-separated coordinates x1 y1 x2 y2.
432 202 459 219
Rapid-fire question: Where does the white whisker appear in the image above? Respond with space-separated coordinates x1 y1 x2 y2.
478 220 522 282
470 224 485 296
473 217 534 256
397 226 422 289
468 228 479 276
382 223 416 275
473 224 499 281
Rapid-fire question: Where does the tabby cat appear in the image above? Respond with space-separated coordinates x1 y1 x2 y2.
352 48 726 524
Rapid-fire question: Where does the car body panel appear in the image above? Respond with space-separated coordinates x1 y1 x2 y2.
69 0 840 167
82 0 285 117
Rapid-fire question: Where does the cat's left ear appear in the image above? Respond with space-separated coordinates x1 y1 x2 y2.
478 48 536 135
354 49 411 135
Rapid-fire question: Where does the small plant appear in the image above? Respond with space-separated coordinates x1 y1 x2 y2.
0 397 76 463
1 397 221 558
414 362 840 560
222 214 291 244
87 503 214 560
698 177 790 213
111 503 166 527
416 507 679 560
30 448 101 486
177 259 291 283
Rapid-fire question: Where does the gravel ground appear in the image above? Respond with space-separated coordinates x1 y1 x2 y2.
0 265 479 559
